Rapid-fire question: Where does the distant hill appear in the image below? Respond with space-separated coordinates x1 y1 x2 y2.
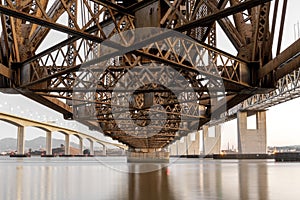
0 136 79 152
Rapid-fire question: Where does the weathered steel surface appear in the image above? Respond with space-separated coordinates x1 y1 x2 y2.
0 0 298 149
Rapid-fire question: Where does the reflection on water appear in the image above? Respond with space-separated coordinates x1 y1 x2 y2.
128 164 174 200
0 157 300 200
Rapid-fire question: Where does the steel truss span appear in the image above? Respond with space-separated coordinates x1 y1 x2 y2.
0 0 298 149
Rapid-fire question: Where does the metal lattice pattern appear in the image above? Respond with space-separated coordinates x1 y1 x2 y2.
0 0 298 149
243 68 300 110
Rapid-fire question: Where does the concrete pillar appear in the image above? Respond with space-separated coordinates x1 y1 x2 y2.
65 134 70 155
104 146 107 156
17 126 25 154
101 144 107 156
203 125 221 155
126 149 170 163
201 130 204 154
46 131 52 155
90 140 94 155
237 111 267 153
170 141 178 156
178 137 188 156
79 138 84 155
187 131 200 155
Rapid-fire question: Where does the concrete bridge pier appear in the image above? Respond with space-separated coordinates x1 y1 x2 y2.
127 148 170 163
17 126 25 154
79 138 84 155
203 125 221 155
101 144 107 156
178 137 188 156
65 134 70 155
170 140 178 156
187 131 200 156
90 140 94 155
169 131 200 157
237 111 267 153
46 131 52 155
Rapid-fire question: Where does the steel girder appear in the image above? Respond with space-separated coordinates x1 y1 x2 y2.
0 0 297 149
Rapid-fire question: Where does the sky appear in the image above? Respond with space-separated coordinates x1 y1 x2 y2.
0 0 299 150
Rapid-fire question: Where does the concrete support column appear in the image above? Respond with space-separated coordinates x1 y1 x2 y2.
101 144 107 156
203 125 221 155
170 141 178 156
178 137 188 156
79 138 84 155
237 111 267 153
104 146 107 156
17 126 25 154
90 140 94 155
65 134 70 155
187 131 200 155
46 131 52 155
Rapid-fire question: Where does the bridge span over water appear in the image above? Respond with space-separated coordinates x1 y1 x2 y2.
0 0 299 161
0 112 127 155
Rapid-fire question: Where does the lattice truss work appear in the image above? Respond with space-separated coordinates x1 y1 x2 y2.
0 0 298 149
243 66 300 110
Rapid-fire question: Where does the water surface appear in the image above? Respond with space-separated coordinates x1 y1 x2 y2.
0 157 299 200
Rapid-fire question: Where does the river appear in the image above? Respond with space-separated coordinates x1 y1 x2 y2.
0 157 299 200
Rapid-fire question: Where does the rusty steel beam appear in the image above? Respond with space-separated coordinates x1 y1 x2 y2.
128 0 158 12
276 0 288 56
175 0 272 32
21 29 250 91
91 0 133 16
0 64 11 78
269 0 279 59
22 15 124 65
258 39 300 80
0 4 103 43
201 0 227 42
275 54 300 80
16 89 73 119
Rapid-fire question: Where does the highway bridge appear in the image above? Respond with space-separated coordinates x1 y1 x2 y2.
0 111 127 155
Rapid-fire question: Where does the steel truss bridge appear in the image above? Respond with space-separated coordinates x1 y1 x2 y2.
0 0 299 151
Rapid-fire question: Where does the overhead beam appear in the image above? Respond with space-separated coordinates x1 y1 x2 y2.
0 4 103 44
91 0 133 16
21 28 250 90
0 64 11 78
16 89 73 119
22 14 124 65
275 54 300 80
201 0 227 42
127 0 158 13
175 0 272 32
258 38 300 79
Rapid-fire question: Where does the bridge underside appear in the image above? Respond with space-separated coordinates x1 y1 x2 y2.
0 0 299 151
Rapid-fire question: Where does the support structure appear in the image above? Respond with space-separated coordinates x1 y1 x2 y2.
17 126 25 154
46 131 52 155
237 111 267 153
187 132 200 155
169 131 200 156
178 137 188 156
0 1 296 159
79 138 84 155
203 125 221 155
170 141 178 156
127 148 170 163
65 134 70 155
90 140 94 155
0 112 126 155
101 144 107 156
